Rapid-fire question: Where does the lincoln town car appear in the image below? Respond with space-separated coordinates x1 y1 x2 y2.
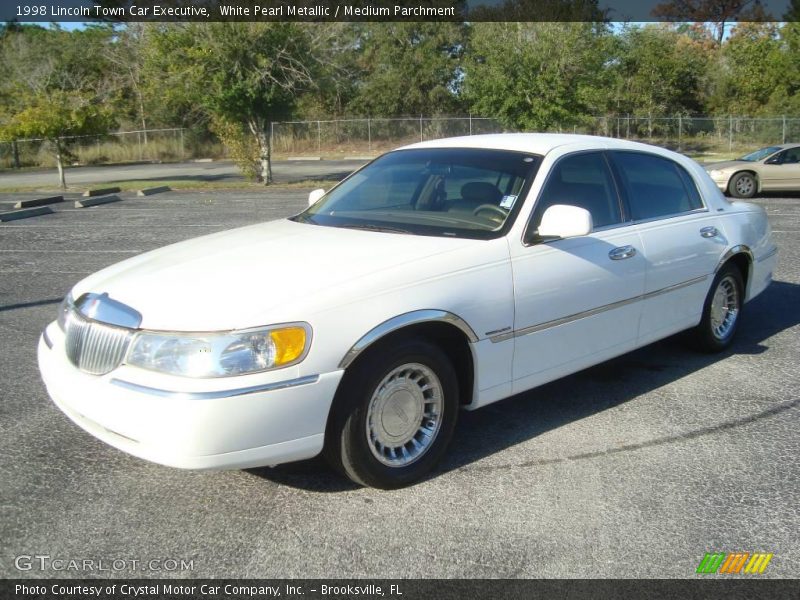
38 134 778 488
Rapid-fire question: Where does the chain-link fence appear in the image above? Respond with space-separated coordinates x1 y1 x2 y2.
271 115 800 158
578 116 800 154
0 128 190 170
4 116 799 169
271 117 503 157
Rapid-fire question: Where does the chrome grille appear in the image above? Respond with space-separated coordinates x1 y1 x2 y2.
64 309 132 375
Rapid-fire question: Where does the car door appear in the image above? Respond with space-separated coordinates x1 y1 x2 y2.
509 151 646 394
609 151 726 345
760 147 800 191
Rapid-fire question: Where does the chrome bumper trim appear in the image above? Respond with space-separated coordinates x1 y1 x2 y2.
109 374 320 400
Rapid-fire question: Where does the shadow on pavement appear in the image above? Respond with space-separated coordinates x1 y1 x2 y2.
249 279 800 492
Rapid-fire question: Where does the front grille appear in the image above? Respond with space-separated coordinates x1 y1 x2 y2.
64 309 132 375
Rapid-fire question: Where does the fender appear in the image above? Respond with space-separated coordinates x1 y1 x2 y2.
714 244 753 273
338 309 479 369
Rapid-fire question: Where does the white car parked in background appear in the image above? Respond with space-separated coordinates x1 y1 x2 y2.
38 134 778 488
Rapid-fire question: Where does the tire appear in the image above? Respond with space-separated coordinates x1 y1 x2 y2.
729 172 757 199
324 338 459 489
691 264 744 353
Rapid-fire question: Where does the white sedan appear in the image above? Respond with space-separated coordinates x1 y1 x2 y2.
38 134 778 488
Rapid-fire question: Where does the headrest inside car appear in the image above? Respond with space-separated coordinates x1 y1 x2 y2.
461 182 502 204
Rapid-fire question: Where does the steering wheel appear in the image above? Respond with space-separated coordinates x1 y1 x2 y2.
473 204 508 220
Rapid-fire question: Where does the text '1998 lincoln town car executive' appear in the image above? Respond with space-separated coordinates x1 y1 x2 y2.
38 134 778 488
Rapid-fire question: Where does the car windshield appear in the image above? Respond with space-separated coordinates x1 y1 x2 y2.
738 146 783 162
292 148 542 239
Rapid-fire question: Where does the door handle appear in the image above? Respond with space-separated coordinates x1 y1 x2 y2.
609 245 637 260
700 226 719 238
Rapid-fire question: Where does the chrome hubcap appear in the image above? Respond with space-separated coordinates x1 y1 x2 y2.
735 176 754 196
366 363 443 467
710 275 739 340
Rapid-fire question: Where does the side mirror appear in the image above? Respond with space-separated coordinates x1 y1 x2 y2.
537 204 593 239
308 188 325 206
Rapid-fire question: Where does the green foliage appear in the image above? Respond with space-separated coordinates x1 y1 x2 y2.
145 23 316 182
612 24 710 117
706 22 784 115
2 18 800 180
347 23 468 117
465 23 613 130
208 114 260 181
0 91 113 141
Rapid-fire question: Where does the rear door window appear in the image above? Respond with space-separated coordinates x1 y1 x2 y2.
611 152 704 220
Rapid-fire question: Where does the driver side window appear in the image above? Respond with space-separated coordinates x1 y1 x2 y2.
784 148 800 164
529 152 622 233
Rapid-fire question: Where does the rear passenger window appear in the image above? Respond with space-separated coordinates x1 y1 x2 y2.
532 152 622 229
612 152 703 220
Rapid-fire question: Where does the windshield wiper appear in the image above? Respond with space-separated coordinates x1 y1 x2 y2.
336 223 412 235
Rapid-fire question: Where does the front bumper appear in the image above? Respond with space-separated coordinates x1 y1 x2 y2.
706 172 730 192
38 322 343 470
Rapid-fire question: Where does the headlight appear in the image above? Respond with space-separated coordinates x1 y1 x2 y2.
126 323 311 377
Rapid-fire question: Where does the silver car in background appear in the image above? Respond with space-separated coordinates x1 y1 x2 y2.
705 143 800 198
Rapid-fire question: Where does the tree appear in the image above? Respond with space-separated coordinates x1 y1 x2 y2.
705 22 782 115
0 24 114 187
294 23 363 119
652 0 769 44
464 22 613 130
146 23 317 184
612 25 709 120
347 23 468 117
0 91 113 188
104 23 153 139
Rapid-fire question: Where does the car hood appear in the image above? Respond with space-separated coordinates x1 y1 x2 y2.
704 160 749 171
71 219 476 331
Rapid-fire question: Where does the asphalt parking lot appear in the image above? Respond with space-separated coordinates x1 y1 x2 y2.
0 187 798 579
0 159 367 189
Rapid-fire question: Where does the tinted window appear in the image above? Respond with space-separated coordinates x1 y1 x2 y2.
783 147 800 164
739 146 782 162
295 148 541 239
531 152 622 229
612 152 702 220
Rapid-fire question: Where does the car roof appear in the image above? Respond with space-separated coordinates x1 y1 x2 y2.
400 133 673 156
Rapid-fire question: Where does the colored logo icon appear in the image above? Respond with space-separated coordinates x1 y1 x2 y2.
696 552 773 574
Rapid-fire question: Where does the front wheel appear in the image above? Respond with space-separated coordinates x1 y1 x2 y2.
324 339 459 489
691 264 744 353
729 172 757 199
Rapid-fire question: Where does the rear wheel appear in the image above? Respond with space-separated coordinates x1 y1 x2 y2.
324 339 459 489
729 172 757 199
691 264 744 352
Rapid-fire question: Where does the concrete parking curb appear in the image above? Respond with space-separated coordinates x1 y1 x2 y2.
0 206 54 222
13 195 64 209
136 186 171 197
74 195 122 208
83 187 122 197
